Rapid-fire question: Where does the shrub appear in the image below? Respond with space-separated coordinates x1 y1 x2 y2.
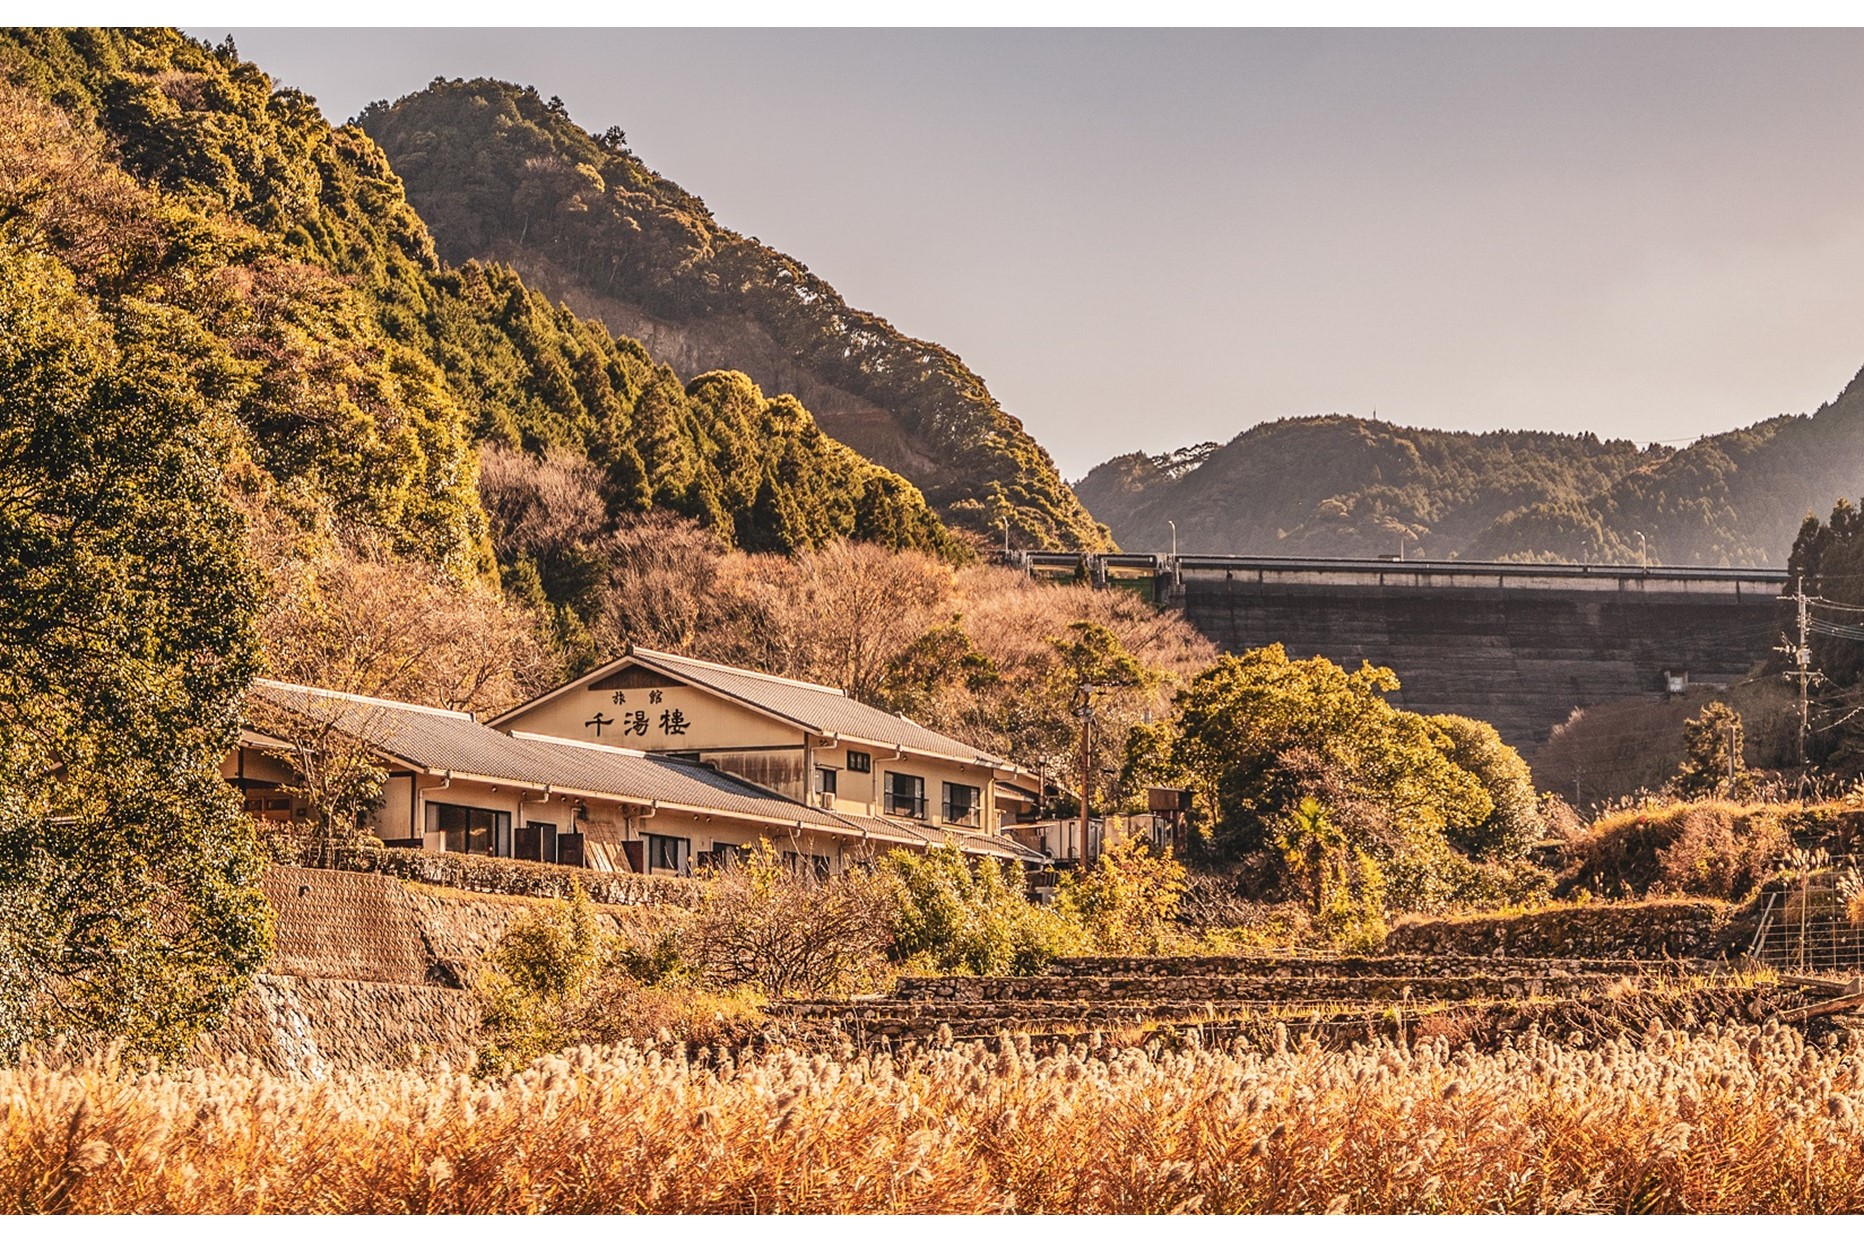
326 844 704 907
475 883 773 1073
690 842 892 996
884 847 1085 975
1563 799 1793 901
1058 835 1188 955
1656 805 1788 899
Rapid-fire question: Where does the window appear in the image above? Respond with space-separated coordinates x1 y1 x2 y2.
710 842 749 870
243 791 294 823
815 766 838 795
428 803 510 857
942 782 982 828
645 833 690 875
884 771 926 819
846 750 872 773
783 851 832 880
516 821 559 863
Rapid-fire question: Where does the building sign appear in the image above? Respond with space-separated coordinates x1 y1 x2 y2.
587 703 692 738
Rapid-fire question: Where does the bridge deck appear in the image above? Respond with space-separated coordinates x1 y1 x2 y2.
1009 552 1788 752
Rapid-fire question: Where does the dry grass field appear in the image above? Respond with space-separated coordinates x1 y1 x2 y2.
5 1022 1863 1213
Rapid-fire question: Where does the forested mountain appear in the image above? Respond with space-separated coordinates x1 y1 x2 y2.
1078 417 1660 561
0 28 958 586
1081 371 1864 566
357 78 1109 552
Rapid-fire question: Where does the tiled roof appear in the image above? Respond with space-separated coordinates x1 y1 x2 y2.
247 681 1043 862
827 812 1048 864
502 647 1023 771
246 681 848 835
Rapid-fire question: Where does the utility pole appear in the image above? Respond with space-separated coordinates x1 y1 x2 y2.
1072 682 1113 866
1778 577 1814 773
1077 687 1093 866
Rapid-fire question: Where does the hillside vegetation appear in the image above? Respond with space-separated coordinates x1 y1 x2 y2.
0 26 968 1057
358 77 1109 551
1081 372 1864 565
1 29 959 577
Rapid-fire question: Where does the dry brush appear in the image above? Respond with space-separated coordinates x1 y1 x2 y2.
5 1022 1864 1213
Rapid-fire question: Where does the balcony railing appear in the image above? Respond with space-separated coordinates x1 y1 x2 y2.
941 800 981 828
886 792 927 819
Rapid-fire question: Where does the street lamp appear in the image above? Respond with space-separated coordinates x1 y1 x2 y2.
1634 530 1647 568
1167 519 1177 559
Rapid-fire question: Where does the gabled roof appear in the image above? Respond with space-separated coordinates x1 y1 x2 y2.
246 681 1042 861
245 681 853 836
491 645 1025 772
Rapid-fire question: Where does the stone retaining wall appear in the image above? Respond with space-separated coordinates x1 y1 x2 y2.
324 846 704 908
260 866 431 985
893 971 1649 1004
1385 900 1736 960
195 975 480 1077
1046 953 1668 978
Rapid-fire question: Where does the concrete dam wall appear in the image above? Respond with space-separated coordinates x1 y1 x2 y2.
1019 554 1787 753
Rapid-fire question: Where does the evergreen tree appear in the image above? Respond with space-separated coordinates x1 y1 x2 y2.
1673 701 1752 800
0 243 269 1060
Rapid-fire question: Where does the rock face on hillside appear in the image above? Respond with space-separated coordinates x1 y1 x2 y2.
360 79 1110 551
1080 369 1864 566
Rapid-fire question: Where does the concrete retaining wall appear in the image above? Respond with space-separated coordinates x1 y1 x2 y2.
1180 573 1778 752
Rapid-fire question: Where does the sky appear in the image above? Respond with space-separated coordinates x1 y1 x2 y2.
198 28 1864 479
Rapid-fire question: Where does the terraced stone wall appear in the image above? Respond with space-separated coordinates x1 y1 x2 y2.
1386 899 1740 960
196 975 481 1077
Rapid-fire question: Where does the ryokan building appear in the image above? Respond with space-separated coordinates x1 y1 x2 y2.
228 645 1047 876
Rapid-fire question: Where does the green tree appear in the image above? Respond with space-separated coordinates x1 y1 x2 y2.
1166 645 1534 912
1673 701 1753 800
1273 796 1388 950
1428 714 1545 861
1170 645 1488 858
0 243 269 1061
884 846 1083 975
1057 835 1187 955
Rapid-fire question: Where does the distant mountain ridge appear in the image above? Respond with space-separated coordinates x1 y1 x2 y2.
359 79 1110 552
1079 369 1864 567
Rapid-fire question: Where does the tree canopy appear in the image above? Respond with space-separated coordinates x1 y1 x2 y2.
0 229 268 1061
1155 645 1544 913
357 76 1109 552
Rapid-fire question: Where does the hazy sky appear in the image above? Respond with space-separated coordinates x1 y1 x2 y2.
200 28 1864 478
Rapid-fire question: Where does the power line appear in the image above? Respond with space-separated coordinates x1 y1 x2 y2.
1780 579 1818 773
